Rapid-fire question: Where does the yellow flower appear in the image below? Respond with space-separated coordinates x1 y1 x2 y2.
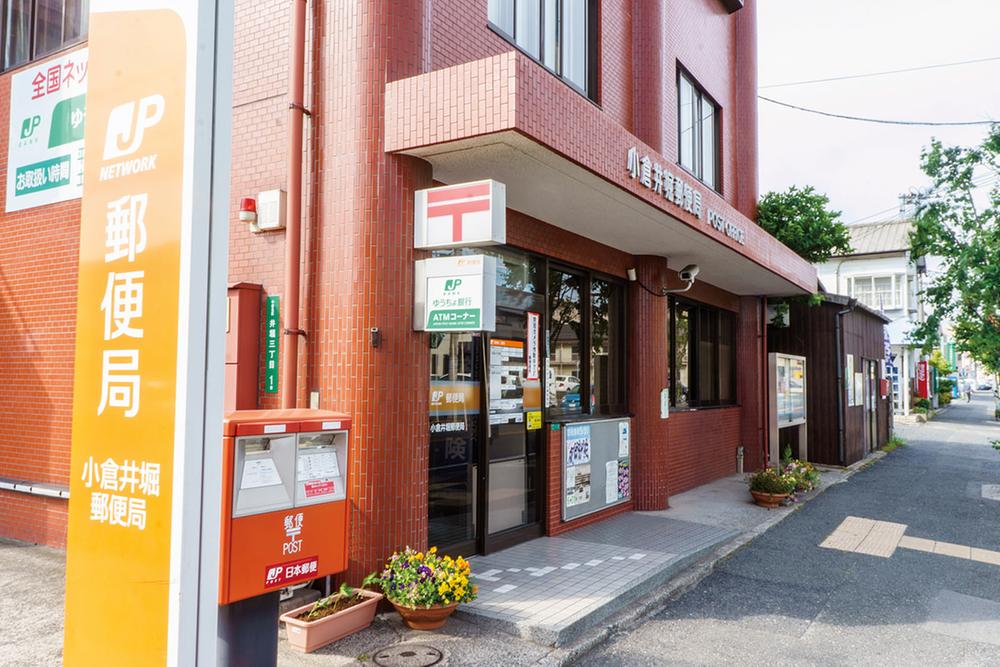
438 583 449 596
429 546 437 554
416 552 424 560
472 585 478 594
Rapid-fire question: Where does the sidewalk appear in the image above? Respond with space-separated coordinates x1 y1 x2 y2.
278 467 851 666
0 466 855 667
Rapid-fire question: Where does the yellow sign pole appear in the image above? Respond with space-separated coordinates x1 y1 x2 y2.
63 2 232 664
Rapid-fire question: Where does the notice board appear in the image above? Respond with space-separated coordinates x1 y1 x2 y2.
561 417 631 521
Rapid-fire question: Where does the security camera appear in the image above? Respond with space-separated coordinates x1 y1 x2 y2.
678 264 700 283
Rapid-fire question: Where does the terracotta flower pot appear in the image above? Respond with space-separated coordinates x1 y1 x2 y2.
390 601 459 630
750 489 789 509
280 589 383 653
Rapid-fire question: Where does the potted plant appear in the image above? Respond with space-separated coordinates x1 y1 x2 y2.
364 546 478 630
280 582 383 653
747 467 797 508
783 458 820 493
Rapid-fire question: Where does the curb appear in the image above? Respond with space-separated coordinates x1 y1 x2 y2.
545 460 876 666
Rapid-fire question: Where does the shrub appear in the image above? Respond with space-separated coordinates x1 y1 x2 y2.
913 397 931 409
783 459 820 492
747 467 797 495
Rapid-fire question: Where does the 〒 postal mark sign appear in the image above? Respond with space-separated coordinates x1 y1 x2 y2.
5 49 88 212
414 179 506 249
64 1 230 664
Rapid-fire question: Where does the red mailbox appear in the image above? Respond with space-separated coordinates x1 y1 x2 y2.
220 409 350 604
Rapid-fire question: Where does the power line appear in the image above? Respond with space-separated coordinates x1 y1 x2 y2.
759 96 998 127
846 173 997 225
759 56 1000 89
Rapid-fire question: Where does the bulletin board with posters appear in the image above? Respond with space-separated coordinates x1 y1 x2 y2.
561 417 631 521
768 353 808 465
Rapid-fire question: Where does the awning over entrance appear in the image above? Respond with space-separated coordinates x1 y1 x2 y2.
385 52 817 297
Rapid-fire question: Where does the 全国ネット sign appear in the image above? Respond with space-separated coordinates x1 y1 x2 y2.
5 49 88 212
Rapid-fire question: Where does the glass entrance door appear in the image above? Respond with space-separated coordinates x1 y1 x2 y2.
483 309 543 552
428 248 546 556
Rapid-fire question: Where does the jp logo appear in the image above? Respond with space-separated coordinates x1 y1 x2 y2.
19 115 40 140
444 278 463 292
102 94 164 160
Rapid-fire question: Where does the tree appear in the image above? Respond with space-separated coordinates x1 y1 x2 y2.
757 186 853 263
910 126 1000 374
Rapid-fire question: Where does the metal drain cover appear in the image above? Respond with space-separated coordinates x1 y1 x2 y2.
372 643 443 667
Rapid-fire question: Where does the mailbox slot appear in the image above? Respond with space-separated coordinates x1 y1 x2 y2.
294 430 348 506
232 434 296 518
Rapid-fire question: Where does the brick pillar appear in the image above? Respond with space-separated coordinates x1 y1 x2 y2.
737 296 766 471
734 0 759 220
628 255 670 510
632 0 664 153
311 0 432 581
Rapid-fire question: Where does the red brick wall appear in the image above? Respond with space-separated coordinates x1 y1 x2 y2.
0 48 85 545
667 407 741 495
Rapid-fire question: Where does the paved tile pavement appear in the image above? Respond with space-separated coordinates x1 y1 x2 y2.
461 513 737 645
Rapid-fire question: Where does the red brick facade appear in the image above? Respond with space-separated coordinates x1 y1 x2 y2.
0 0 817 579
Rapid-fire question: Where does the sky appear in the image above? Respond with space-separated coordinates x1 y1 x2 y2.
757 0 1000 225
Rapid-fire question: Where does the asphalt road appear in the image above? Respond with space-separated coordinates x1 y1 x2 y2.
574 393 1000 667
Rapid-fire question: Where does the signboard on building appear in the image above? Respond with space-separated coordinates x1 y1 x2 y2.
64 2 230 664
264 295 280 393
414 255 497 331
625 146 746 245
414 180 506 249
5 49 88 212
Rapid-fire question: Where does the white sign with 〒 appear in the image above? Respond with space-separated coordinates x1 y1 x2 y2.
414 180 506 249
6 49 89 212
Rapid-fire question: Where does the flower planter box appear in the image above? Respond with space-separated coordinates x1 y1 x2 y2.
390 600 458 630
750 489 789 509
280 589 383 653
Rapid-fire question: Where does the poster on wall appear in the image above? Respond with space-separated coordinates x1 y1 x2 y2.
618 460 630 499
526 312 540 381
565 423 592 465
6 49 89 212
854 372 864 407
605 460 617 503
846 354 855 406
565 464 591 507
618 421 629 457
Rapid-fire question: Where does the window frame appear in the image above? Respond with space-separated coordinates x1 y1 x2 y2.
547 260 628 418
669 297 736 409
487 0 599 103
847 273 905 310
3 0 88 73
676 66 721 193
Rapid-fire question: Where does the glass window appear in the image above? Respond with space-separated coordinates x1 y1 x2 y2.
698 308 716 403
4 0 88 70
670 300 736 408
591 278 626 415
677 70 720 191
488 0 595 99
515 0 540 59
548 269 583 415
4 0 31 70
673 304 690 408
489 0 514 34
678 75 695 173
874 276 893 309
561 0 587 91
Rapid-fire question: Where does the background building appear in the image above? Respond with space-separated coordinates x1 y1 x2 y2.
816 220 930 415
